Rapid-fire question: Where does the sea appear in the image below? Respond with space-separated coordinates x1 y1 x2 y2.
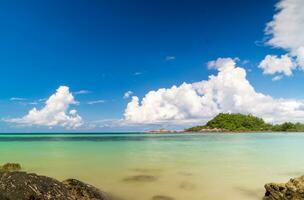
1 132 303 200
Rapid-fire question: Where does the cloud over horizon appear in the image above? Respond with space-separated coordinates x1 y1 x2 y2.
124 58 304 125
7 86 83 129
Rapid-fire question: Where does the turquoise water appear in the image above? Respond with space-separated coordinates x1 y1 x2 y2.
0 133 303 200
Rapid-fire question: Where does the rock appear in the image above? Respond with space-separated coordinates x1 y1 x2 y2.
63 179 109 200
0 163 21 172
131 168 162 173
0 171 109 200
151 195 175 200
264 175 304 200
123 175 158 182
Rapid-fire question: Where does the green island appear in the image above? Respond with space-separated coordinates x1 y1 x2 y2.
185 113 304 132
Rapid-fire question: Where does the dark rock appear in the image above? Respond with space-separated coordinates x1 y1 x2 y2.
0 163 21 172
63 179 109 200
151 195 175 200
0 171 109 200
123 175 158 182
264 175 304 200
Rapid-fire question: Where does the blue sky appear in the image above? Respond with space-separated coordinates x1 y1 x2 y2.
1 0 304 132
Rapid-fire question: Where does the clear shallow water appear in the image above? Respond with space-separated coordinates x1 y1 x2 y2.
1 133 304 200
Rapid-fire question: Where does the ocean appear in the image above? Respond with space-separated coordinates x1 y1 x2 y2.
1 132 303 200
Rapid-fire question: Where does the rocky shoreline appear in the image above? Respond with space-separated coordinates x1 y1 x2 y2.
263 176 304 200
0 163 109 200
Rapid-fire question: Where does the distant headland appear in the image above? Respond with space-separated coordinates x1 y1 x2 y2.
185 113 304 133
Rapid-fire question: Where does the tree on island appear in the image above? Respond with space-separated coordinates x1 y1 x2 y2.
186 113 304 132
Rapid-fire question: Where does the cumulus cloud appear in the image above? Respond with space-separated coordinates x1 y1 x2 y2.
207 57 239 71
260 0 304 76
296 47 304 67
8 86 83 128
123 91 133 99
265 0 304 52
258 54 295 76
124 58 304 124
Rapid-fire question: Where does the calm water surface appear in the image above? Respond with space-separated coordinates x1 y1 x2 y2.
1 133 303 200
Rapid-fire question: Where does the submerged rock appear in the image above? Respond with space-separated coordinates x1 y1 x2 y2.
151 195 175 200
123 175 158 182
264 175 304 200
0 163 21 172
131 168 162 173
0 171 109 200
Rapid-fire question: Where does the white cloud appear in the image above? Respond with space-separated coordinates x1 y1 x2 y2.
258 54 295 76
124 58 304 125
166 56 175 61
26 101 39 105
296 46 304 68
10 97 46 106
272 75 283 81
10 97 27 101
261 0 304 76
265 0 304 52
8 86 83 129
38 98 47 102
123 91 133 99
74 90 91 95
207 57 239 71
134 72 142 76
87 100 105 105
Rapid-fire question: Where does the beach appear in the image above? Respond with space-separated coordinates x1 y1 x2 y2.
1 133 303 200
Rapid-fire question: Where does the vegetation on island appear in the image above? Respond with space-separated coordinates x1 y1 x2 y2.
186 113 304 132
